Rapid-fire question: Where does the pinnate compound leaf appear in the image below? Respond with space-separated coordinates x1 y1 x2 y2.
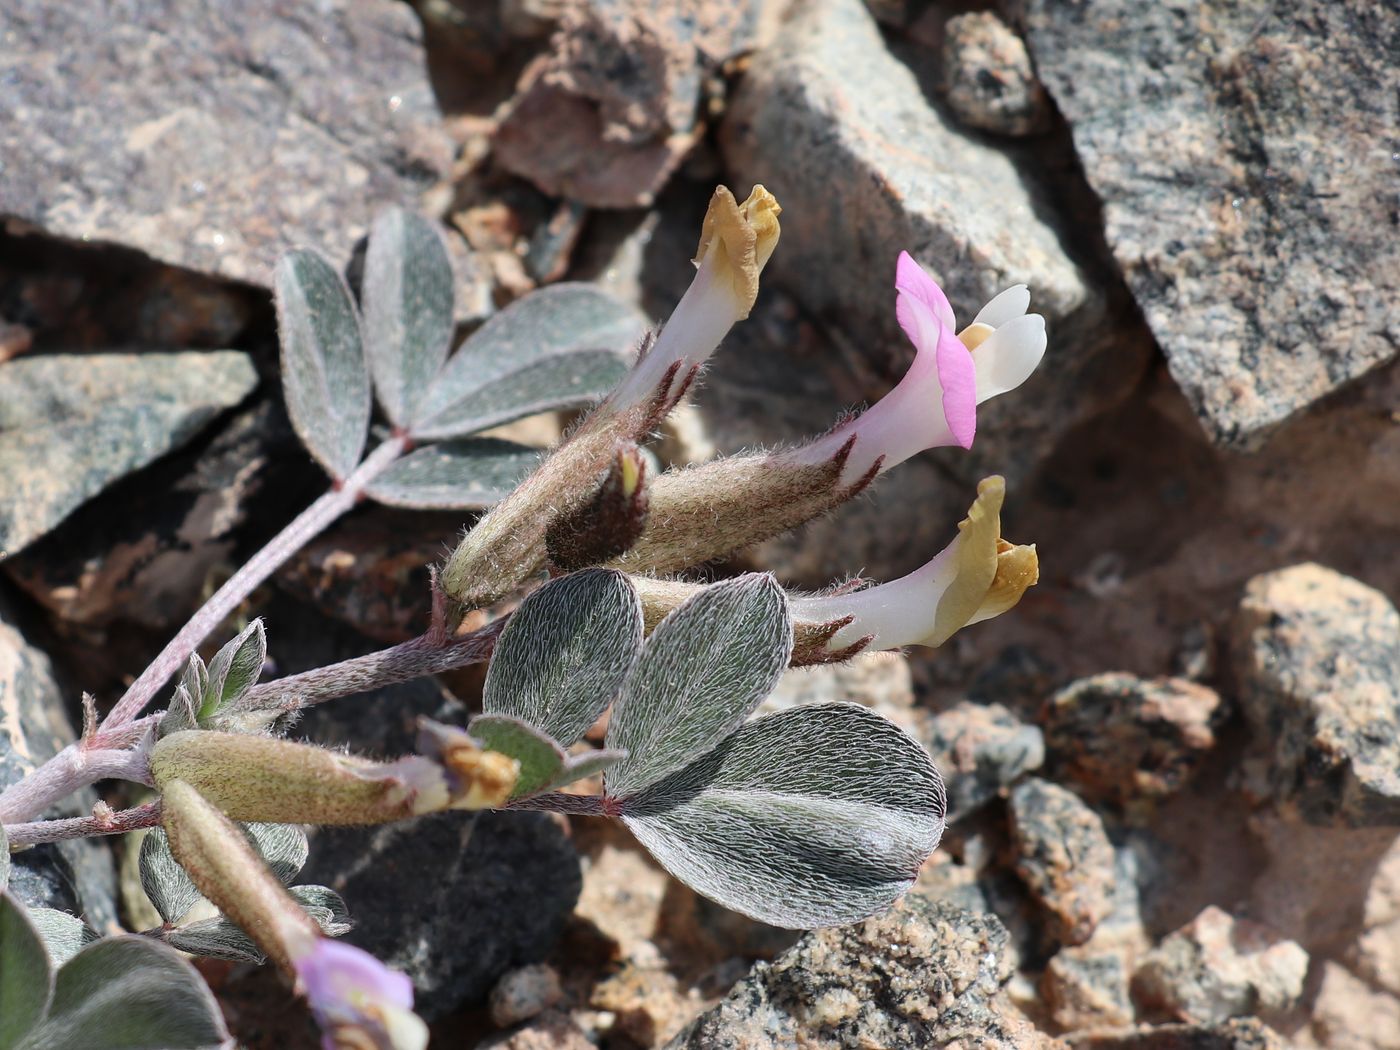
622 703 947 928
24 910 97 967
605 574 792 798
17 937 229 1050
0 892 52 1049
364 438 540 510
362 208 455 427
483 569 643 747
274 249 370 480
202 619 266 719
410 283 643 440
139 829 202 926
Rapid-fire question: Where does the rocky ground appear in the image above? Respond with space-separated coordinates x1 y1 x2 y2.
2 0 1398 1047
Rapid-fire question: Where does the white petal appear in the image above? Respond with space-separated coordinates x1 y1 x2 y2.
794 546 960 651
973 285 1031 328
973 313 1046 404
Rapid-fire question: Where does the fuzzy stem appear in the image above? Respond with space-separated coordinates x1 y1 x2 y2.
0 745 155 824
506 792 607 816
102 436 408 732
5 801 162 846
240 620 504 714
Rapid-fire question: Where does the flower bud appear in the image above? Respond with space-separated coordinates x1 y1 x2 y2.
790 475 1039 655
150 728 518 824
606 185 781 414
546 442 650 571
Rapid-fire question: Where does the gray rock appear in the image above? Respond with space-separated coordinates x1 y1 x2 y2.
494 0 784 207
665 896 1059 1049
279 597 582 1019
926 701 1045 822
1232 563 1400 827
1041 673 1222 808
0 0 451 286
489 963 564 1027
942 12 1050 136
1066 1018 1288 1050
1044 947 1135 1032
1008 778 1117 946
0 606 118 932
1021 0 1400 447
1132 906 1308 1026
757 652 916 727
0 351 258 554
5 400 311 630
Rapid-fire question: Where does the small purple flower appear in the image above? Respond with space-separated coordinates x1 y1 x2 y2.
295 939 427 1050
792 253 1046 483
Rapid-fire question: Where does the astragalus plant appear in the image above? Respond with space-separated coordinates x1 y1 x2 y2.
0 186 1045 1049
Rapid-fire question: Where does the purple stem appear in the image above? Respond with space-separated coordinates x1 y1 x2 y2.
5 800 163 846
241 620 505 714
0 745 156 824
100 436 408 733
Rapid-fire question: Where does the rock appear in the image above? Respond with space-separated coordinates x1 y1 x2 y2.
590 961 695 1046
278 598 581 1019
1233 563 1400 827
1067 1018 1288 1050
490 964 565 1027
1308 960 1400 1050
1021 0 1400 447
0 605 118 932
6 400 310 631
756 651 916 727
574 838 672 962
1044 947 1135 1031
720 0 1132 421
0 0 450 286
1133 906 1308 1026
0 351 257 554
276 507 468 643
942 12 1050 136
665 896 1063 1049
1008 778 1116 946
926 701 1045 821
1041 673 1221 808
494 0 784 207
478 1009 598 1050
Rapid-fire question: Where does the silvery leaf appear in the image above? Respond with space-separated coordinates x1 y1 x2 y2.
364 438 540 510
274 248 371 480
289 885 353 938
17 937 229 1050
24 910 97 968
138 830 201 927
0 892 51 1049
202 619 266 719
482 568 643 747
167 919 264 964
605 574 792 798
243 823 308 885
622 703 946 928
410 283 642 440
362 208 454 426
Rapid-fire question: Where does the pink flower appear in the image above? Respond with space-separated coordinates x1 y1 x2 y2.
295 939 428 1050
792 253 1046 483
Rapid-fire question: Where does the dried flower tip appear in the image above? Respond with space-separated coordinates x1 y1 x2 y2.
417 719 519 810
546 442 650 571
296 939 428 1050
790 475 1038 653
791 253 1046 484
607 184 781 413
